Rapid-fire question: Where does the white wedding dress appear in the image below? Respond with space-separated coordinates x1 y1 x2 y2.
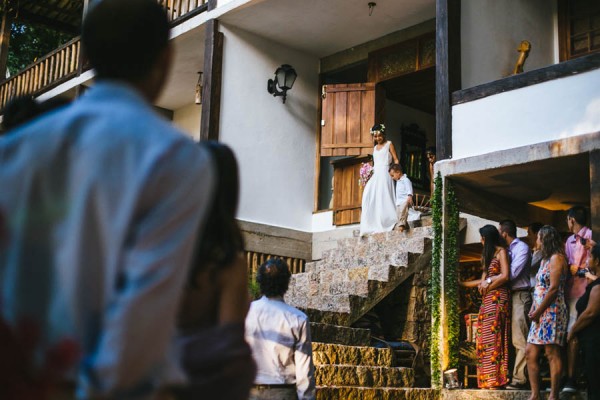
359 141 397 236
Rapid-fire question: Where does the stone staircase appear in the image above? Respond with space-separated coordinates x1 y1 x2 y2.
285 225 435 399
286 226 433 327
308 324 438 400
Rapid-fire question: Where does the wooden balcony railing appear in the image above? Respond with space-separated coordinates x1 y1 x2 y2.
245 251 306 279
158 0 208 22
0 37 80 110
0 0 209 112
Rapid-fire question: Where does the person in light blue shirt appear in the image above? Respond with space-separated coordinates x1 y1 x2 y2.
498 219 532 391
389 163 413 232
0 1 215 399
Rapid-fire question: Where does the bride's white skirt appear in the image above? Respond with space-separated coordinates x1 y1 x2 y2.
359 166 397 236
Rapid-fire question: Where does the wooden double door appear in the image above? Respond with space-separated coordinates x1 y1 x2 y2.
321 82 383 226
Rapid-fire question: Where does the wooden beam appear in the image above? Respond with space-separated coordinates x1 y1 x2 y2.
15 10 80 35
200 19 223 141
435 0 460 161
0 12 14 82
591 150 600 243
453 53 600 105
452 180 556 228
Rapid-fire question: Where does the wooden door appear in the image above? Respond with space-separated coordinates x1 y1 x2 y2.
321 83 382 225
320 83 378 156
331 155 371 226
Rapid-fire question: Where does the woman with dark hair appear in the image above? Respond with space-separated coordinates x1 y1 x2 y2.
567 243 600 400
526 225 568 400
460 224 510 389
174 141 255 400
359 123 400 236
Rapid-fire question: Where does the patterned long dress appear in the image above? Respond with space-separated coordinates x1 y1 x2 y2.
476 258 510 388
527 258 568 345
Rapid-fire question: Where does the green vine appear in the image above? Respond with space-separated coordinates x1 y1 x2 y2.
430 172 443 387
445 182 460 371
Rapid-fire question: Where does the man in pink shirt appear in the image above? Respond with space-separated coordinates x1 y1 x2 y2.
563 206 592 393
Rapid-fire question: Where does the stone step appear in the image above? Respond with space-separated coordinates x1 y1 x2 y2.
298 247 432 326
312 342 393 367
322 236 428 267
309 322 370 346
315 365 414 388
316 387 439 400
442 390 587 400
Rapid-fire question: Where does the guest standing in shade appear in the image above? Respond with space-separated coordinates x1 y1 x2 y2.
460 225 510 389
568 243 600 400
526 225 568 400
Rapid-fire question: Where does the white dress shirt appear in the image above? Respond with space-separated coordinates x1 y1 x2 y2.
245 296 316 400
395 174 413 205
0 81 215 399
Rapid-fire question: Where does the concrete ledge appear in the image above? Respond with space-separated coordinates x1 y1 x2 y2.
239 220 312 260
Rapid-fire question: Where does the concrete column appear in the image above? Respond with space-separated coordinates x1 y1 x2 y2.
591 150 600 243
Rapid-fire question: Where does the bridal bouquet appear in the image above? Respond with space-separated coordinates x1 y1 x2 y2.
358 162 373 187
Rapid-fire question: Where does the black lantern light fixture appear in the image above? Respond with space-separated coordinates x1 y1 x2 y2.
195 71 203 105
267 64 297 103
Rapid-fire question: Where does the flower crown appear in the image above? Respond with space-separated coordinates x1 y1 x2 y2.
370 124 386 135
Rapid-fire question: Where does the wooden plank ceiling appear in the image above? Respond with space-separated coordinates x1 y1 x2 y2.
8 0 84 34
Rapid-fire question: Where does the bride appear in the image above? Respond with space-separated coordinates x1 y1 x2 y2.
359 124 399 236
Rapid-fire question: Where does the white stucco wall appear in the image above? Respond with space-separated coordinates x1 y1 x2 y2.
219 25 319 231
173 103 201 141
452 68 600 160
461 0 555 89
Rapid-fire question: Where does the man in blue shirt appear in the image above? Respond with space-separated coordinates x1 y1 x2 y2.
0 1 214 398
499 220 532 390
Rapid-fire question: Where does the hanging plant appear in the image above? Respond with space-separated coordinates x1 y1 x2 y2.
430 171 443 387
445 181 460 371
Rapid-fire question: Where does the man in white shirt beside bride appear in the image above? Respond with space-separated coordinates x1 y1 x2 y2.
390 164 413 232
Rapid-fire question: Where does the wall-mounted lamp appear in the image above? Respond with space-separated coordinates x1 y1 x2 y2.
195 71 203 105
267 64 297 104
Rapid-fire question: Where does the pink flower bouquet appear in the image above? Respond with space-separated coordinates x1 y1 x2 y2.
358 162 373 187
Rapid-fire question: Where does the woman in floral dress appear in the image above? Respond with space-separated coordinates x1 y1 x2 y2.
526 225 568 400
460 225 510 388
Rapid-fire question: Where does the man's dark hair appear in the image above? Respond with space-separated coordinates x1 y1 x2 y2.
389 163 403 173
256 258 291 297
528 222 543 235
567 206 587 226
81 0 169 81
499 219 517 238
426 146 436 155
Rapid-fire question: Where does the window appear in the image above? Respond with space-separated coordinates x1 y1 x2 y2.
559 0 600 61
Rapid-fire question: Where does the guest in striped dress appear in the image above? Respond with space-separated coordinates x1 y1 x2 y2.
460 225 511 389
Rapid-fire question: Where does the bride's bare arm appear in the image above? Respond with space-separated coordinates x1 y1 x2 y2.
389 142 399 164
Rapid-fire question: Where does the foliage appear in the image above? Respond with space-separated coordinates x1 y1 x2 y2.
7 22 74 76
248 276 261 300
445 181 460 371
430 171 443 387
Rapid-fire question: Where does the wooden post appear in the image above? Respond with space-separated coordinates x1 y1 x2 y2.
591 150 600 243
435 0 461 161
200 19 223 141
0 11 14 83
208 0 218 11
